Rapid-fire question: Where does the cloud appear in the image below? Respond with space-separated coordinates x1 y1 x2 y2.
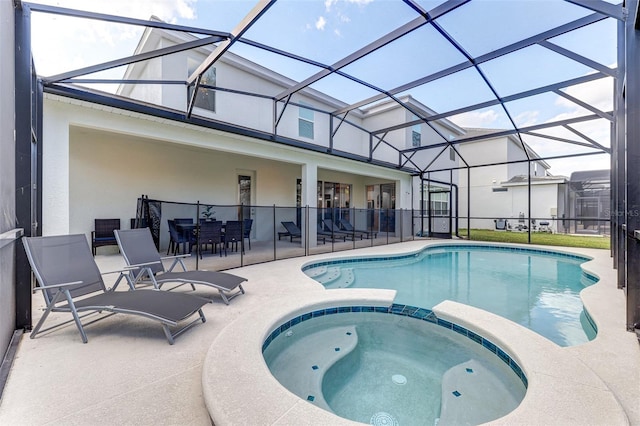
315 16 327 31
450 109 499 128
514 110 539 127
325 0 338 12
346 0 374 5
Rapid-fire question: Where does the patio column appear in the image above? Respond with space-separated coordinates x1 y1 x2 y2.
42 102 71 235
301 162 318 247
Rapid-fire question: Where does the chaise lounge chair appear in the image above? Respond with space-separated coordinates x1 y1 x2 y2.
114 228 247 304
277 221 326 244
22 234 208 344
278 221 302 242
338 218 377 239
317 223 346 242
323 218 361 240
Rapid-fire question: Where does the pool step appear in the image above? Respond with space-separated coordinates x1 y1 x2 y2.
438 359 522 426
305 265 327 278
309 266 355 288
322 268 355 289
266 325 358 412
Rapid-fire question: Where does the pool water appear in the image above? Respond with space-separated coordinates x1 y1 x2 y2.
263 311 527 426
304 245 598 346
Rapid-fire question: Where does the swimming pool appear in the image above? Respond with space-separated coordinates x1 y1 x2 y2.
303 244 598 346
263 307 527 426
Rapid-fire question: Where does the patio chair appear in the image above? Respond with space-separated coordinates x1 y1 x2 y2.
22 234 208 344
278 221 301 242
115 228 246 304
224 220 244 253
338 218 375 239
323 218 360 240
243 218 253 250
198 220 224 258
167 219 196 255
91 218 120 255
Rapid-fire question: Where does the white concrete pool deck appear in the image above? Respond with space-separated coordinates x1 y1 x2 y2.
0 240 638 425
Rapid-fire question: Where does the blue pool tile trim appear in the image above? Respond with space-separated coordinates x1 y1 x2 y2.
302 243 593 274
262 303 528 389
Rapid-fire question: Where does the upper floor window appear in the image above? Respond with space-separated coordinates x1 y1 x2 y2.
187 61 216 113
299 104 314 139
412 123 421 147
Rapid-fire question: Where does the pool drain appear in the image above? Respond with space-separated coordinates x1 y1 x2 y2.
370 411 399 426
392 374 407 385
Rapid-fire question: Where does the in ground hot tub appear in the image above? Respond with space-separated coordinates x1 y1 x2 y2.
262 305 527 426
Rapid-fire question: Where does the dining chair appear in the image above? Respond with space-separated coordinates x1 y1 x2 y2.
198 220 225 258
242 218 253 250
224 221 243 253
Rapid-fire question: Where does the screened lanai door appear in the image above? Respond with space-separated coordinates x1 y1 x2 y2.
429 190 452 239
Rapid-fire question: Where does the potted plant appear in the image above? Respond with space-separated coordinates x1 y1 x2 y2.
201 205 216 222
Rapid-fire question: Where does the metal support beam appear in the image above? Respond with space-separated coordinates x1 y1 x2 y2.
401 112 612 154
615 1 627 289
523 131 607 151
624 0 640 331
553 89 614 122
539 40 617 77
334 12 606 116
14 3 35 330
276 0 467 102
562 124 612 152
565 0 626 21
372 72 608 136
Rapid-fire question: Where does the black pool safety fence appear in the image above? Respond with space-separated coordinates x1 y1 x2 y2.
132 196 447 270
131 196 609 271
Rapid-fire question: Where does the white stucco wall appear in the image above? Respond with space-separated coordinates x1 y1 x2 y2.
458 163 509 229
504 183 561 232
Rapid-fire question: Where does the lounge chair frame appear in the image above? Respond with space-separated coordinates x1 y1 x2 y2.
115 228 246 304
23 234 207 344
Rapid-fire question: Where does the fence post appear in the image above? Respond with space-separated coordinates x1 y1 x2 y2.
196 200 200 270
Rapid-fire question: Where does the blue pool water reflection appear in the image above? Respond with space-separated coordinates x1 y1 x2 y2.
303 245 598 346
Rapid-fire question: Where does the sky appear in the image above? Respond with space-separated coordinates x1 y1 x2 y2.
28 0 618 177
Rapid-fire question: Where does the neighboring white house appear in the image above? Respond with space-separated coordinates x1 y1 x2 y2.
456 129 566 232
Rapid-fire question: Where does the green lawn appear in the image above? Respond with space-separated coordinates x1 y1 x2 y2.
457 229 611 250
